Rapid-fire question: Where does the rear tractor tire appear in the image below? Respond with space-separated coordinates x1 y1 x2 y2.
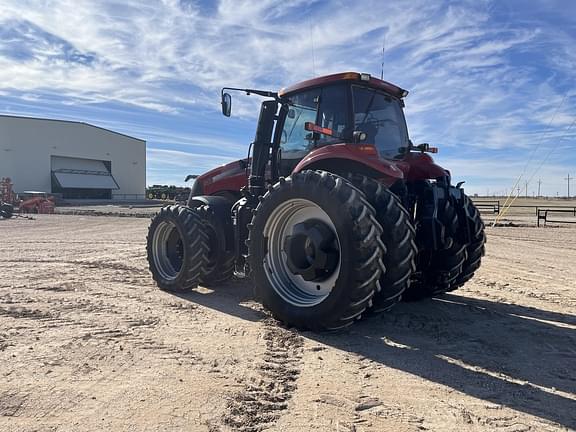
404 193 466 301
146 205 209 291
448 194 486 291
248 170 385 331
347 174 417 312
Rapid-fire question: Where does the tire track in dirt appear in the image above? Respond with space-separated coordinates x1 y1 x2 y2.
2 258 142 273
0 304 202 365
222 320 304 431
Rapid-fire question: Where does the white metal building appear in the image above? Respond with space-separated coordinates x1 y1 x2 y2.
0 115 146 199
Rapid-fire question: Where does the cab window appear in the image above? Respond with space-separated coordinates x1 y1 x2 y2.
280 89 320 159
317 84 349 145
352 86 409 159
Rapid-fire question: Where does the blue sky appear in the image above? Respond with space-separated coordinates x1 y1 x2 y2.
0 0 575 196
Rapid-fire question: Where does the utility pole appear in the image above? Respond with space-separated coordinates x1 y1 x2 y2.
525 181 529 198
537 179 542 197
565 173 573 198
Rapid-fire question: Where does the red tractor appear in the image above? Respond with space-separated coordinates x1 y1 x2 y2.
147 72 485 331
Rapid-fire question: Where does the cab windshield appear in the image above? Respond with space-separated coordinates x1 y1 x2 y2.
352 86 409 159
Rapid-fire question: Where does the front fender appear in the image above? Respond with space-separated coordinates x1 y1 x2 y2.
401 152 448 181
188 195 234 252
292 144 404 181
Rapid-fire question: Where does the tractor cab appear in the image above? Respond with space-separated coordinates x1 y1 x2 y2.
215 72 442 194
277 72 410 175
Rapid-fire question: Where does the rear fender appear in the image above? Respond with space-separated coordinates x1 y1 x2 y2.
292 144 404 183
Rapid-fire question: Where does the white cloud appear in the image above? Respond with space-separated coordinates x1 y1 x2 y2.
0 0 574 192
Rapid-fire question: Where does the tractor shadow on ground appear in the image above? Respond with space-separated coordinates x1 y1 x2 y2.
173 283 576 429
310 293 576 429
170 278 266 323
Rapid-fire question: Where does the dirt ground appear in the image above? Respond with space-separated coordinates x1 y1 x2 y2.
1 215 575 431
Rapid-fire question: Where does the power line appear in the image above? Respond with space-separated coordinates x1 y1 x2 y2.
521 94 568 180
495 94 571 226
525 116 576 186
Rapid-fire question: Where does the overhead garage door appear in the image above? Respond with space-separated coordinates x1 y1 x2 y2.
52 171 119 189
51 156 119 198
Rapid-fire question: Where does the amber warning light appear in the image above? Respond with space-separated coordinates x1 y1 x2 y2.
304 122 335 137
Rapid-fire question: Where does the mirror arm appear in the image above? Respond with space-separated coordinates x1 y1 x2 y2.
221 87 279 100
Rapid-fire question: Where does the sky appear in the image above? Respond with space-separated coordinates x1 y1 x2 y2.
0 0 575 197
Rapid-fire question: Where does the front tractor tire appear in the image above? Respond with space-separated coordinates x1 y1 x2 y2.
146 205 209 291
248 170 385 331
195 205 235 286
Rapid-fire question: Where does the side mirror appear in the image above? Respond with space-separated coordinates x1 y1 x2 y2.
221 92 232 117
352 130 367 143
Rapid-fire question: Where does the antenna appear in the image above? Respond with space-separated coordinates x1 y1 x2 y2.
380 33 386 80
308 17 316 76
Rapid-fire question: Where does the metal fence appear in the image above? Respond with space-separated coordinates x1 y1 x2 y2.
474 200 500 214
537 208 576 227
111 194 147 201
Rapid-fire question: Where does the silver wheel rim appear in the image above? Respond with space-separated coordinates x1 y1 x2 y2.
152 220 183 280
263 198 341 307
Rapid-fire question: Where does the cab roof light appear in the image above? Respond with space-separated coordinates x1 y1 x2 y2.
360 73 371 81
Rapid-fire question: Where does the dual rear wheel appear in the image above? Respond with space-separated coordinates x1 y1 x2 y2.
248 170 418 331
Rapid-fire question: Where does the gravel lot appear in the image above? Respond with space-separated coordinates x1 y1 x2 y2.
1 215 575 431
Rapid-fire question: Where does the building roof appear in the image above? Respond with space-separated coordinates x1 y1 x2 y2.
0 114 146 143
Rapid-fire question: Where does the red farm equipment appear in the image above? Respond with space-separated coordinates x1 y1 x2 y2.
19 192 55 214
1 177 15 218
146 72 485 331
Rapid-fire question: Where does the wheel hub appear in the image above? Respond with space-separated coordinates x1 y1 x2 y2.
263 198 342 307
152 220 184 280
283 220 339 281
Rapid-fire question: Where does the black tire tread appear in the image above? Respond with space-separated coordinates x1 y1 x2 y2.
194 205 235 286
347 174 417 312
146 205 210 291
248 170 384 331
404 194 466 301
448 195 486 291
